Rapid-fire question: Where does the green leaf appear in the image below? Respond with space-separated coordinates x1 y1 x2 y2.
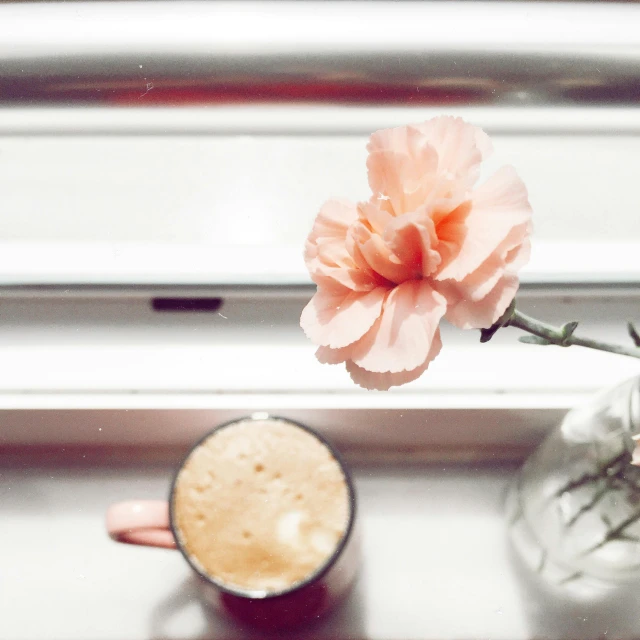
561 321 579 340
519 335 552 346
628 321 640 348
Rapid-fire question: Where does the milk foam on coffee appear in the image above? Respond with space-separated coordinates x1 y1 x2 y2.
172 419 350 593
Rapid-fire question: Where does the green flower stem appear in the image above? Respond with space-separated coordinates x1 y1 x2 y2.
507 308 640 360
551 451 629 497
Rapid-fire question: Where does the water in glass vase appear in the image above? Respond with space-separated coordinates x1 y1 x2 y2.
506 375 640 600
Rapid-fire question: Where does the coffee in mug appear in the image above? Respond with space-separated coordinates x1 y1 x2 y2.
106 416 359 629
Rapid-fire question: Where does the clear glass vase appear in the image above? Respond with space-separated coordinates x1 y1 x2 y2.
506 375 640 599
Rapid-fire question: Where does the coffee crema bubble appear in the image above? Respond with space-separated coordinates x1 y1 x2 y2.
171 418 350 594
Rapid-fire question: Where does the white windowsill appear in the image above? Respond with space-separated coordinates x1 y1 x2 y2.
0 291 637 457
2 456 638 640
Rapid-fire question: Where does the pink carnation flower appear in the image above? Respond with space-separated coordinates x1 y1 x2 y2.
300 116 533 390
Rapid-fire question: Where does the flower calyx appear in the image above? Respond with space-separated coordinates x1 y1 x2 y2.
479 298 517 343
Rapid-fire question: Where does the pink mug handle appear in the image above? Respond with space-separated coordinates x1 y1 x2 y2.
106 500 177 549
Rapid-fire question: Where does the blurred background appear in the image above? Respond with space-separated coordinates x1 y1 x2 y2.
1 1 639 277
2 0 640 462
0 0 638 417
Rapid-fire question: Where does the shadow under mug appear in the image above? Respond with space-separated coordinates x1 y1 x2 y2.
106 416 360 631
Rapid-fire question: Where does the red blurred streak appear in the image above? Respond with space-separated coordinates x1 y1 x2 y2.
49 83 483 106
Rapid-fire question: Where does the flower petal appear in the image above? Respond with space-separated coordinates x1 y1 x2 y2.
435 216 530 330
305 199 381 292
415 116 492 184
435 165 532 282
315 344 350 365
384 210 441 277
357 199 394 236
349 215 416 285
300 286 388 349
440 273 519 330
305 198 356 246
438 219 531 304
506 235 532 272
346 329 442 390
348 280 446 373
366 126 439 215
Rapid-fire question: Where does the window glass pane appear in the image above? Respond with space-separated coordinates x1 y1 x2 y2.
0 125 638 285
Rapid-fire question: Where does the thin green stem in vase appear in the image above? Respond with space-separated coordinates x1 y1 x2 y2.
552 451 630 497
582 508 640 555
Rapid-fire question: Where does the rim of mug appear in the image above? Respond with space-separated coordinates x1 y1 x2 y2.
168 414 357 600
